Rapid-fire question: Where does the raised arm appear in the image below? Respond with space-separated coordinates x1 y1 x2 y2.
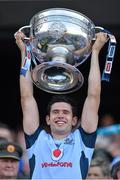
81 32 108 133
15 32 39 135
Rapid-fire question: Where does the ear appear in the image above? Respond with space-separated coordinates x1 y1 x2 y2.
46 115 50 125
72 116 78 126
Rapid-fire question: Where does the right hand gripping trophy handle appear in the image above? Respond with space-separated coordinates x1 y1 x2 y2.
95 26 117 81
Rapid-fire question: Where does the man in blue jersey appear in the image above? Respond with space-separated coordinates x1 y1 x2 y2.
15 31 107 179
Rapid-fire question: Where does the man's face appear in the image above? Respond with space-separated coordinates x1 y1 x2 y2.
46 102 77 138
0 158 19 179
87 166 105 179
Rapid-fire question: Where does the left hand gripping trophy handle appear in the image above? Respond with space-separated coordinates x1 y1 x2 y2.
14 25 33 77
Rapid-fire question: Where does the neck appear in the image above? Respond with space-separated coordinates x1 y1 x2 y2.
51 131 70 140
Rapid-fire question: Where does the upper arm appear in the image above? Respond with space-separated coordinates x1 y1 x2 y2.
80 95 100 133
21 96 40 135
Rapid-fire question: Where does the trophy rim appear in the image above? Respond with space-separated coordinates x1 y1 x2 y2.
30 7 95 29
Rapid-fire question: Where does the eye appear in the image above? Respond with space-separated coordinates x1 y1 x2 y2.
52 110 59 114
63 110 70 114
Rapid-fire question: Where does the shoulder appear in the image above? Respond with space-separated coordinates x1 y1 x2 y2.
75 126 97 148
24 127 45 148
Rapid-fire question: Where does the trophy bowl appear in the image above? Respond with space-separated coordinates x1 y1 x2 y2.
19 8 96 94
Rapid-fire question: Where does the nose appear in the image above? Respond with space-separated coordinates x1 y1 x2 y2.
6 159 14 166
57 111 64 118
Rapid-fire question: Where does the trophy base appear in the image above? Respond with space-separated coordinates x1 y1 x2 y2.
31 62 84 94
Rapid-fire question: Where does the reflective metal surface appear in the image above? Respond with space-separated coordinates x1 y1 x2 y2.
20 8 96 94
30 8 95 66
32 62 84 94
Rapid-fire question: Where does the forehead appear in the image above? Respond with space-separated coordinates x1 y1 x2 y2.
51 102 72 111
0 158 18 162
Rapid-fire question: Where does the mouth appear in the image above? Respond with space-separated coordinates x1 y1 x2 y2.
55 120 66 126
5 168 15 171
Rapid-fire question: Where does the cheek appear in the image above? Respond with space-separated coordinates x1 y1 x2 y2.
0 163 5 169
13 163 19 171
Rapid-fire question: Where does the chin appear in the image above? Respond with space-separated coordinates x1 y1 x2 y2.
56 128 71 135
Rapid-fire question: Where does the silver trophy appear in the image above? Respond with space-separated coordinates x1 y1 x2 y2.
17 8 116 94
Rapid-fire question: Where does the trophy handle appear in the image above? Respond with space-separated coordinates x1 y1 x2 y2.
95 26 111 34
17 25 31 40
92 26 111 40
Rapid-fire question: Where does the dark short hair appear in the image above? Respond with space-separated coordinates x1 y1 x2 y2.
93 148 113 163
47 95 78 117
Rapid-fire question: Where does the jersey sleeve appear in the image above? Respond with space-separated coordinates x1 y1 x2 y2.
24 126 43 149
78 126 97 148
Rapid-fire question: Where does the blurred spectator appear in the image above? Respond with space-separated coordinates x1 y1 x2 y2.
99 114 115 127
0 139 23 179
17 129 30 176
111 156 120 167
87 157 111 179
0 122 16 141
108 140 120 157
0 123 30 178
111 160 120 179
95 134 112 158
96 113 120 163
92 148 113 164
97 127 120 157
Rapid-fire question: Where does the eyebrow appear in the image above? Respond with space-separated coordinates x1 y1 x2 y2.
51 109 71 113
